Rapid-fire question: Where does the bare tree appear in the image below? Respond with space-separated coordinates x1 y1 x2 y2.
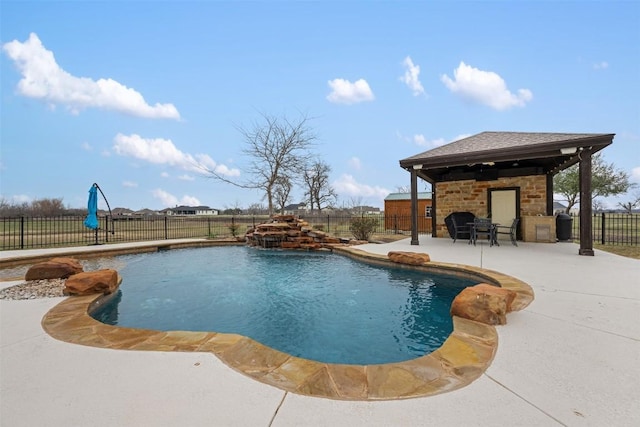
272 176 293 214
395 186 411 193
0 197 67 217
592 199 606 213
302 160 336 212
246 203 268 215
204 112 316 215
618 191 640 214
342 196 365 214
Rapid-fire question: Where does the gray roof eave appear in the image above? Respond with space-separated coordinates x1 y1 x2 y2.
400 133 614 170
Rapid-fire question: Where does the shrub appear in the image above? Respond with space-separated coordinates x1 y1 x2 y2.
350 217 378 241
228 223 240 237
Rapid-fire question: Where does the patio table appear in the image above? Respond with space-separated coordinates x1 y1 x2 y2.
468 220 500 246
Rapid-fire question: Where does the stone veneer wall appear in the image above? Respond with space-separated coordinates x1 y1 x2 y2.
435 176 547 238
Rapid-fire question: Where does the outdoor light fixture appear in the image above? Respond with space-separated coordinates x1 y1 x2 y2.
412 164 423 170
560 147 578 155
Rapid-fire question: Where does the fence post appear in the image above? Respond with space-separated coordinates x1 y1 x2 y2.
20 216 25 249
164 216 168 240
327 215 330 233
601 212 605 245
232 216 236 238
105 215 109 243
208 217 211 237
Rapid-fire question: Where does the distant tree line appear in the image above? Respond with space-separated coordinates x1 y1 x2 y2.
0 197 86 217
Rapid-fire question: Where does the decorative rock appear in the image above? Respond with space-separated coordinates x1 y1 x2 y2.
64 269 121 296
25 257 84 281
281 241 302 249
450 283 517 325
387 251 431 265
245 215 345 250
323 237 341 244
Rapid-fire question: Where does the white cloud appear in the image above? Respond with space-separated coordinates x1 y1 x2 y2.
112 133 240 176
452 133 472 142
178 174 195 181
333 174 391 201
152 189 201 207
413 134 447 147
348 157 362 171
326 78 374 104
81 142 92 151
160 172 170 178
593 61 609 70
2 33 180 119
409 133 471 148
122 181 138 188
441 61 533 110
631 167 640 182
8 194 31 204
400 56 425 96
181 195 201 206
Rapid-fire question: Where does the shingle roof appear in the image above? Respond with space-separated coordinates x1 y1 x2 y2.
402 131 612 163
399 131 615 183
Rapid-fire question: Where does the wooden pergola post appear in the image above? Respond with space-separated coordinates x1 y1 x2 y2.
578 149 594 256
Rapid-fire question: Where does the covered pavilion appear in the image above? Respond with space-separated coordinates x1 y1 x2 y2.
399 131 615 255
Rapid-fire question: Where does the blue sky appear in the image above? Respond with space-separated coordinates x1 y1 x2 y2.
1 1 639 211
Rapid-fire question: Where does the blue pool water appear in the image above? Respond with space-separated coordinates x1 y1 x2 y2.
90 246 477 365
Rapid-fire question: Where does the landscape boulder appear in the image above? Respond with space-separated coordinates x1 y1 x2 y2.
450 283 517 325
64 269 121 296
387 251 431 265
25 257 84 281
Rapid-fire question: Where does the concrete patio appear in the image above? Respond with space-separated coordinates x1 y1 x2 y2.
1 236 639 426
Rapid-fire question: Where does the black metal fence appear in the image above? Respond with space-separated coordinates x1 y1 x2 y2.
1 213 637 251
570 213 640 246
0 214 419 251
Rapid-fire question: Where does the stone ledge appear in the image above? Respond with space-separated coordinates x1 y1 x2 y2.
41 246 534 401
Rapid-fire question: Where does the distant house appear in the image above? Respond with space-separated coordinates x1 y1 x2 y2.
553 201 567 215
112 207 134 217
165 205 219 216
134 208 161 216
384 192 432 232
351 206 381 215
283 203 308 215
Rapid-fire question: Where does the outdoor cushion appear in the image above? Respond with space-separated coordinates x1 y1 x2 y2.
444 212 476 239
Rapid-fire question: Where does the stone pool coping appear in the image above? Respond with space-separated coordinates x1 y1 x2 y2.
40 243 534 401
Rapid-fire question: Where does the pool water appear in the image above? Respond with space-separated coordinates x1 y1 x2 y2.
90 246 477 365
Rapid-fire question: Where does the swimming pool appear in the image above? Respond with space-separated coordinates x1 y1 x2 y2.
90 246 477 365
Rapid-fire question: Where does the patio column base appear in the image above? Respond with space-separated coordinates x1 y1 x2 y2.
578 248 594 256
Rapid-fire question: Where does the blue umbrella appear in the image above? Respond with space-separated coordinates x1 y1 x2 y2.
83 185 99 230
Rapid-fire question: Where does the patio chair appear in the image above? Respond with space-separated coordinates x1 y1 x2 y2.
471 217 496 246
451 216 472 243
495 218 519 246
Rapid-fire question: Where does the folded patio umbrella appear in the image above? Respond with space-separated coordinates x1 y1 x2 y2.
83 185 99 230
